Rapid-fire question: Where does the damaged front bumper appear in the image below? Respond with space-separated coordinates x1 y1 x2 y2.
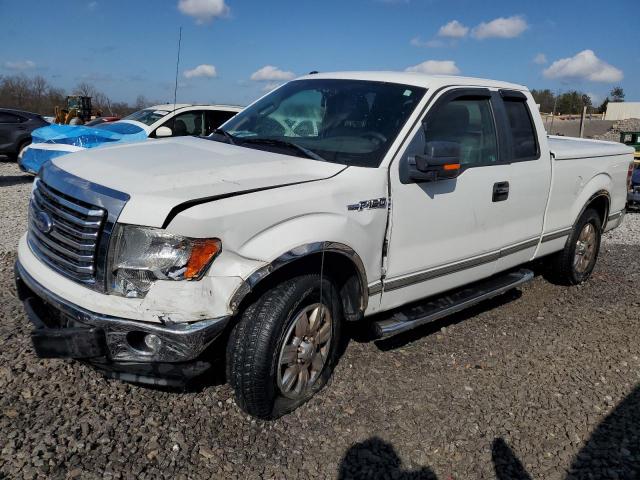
15 260 231 386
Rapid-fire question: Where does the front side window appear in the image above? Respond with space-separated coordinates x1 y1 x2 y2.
424 97 498 167
503 99 538 160
220 79 427 167
163 111 205 136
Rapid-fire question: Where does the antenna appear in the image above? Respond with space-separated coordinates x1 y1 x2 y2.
173 26 182 112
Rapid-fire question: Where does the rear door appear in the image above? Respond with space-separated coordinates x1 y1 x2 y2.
492 90 550 272
0 112 23 152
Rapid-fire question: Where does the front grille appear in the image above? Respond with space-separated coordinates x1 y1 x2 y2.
28 178 106 285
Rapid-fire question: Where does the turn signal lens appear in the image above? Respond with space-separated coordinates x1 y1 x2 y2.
185 239 222 279
443 163 461 171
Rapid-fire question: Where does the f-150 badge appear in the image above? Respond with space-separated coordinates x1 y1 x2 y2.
347 198 388 211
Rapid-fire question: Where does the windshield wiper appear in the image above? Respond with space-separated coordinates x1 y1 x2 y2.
211 128 236 145
241 138 327 162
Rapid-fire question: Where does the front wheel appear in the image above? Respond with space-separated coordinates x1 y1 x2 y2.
548 208 602 285
226 274 342 419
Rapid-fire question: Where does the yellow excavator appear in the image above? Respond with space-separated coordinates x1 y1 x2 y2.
54 96 92 124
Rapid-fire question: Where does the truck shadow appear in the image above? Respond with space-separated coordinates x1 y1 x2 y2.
337 384 640 479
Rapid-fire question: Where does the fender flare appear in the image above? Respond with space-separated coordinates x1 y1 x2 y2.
229 241 369 317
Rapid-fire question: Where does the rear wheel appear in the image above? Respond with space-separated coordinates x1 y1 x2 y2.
226 274 342 419
548 208 602 285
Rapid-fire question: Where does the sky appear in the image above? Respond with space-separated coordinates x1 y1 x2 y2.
1 0 637 107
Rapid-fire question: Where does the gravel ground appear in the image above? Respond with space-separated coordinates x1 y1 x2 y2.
1 160 640 479
0 160 32 251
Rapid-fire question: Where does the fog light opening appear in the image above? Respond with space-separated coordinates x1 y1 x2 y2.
126 331 162 355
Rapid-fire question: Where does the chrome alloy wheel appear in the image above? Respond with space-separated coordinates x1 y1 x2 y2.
277 303 332 399
574 222 597 273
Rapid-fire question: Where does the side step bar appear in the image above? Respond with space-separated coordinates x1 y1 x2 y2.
373 269 534 339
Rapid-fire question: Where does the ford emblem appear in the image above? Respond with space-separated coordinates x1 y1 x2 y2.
34 211 53 234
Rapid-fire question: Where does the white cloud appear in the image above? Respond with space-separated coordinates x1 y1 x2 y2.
437 20 468 38
410 37 445 48
177 0 229 24
250 65 295 82
184 64 217 78
4 60 36 70
533 53 547 65
543 50 623 83
471 15 528 39
405 60 460 75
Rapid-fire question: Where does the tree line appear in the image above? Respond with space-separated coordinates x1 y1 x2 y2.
0 73 153 117
0 73 628 118
531 86 625 115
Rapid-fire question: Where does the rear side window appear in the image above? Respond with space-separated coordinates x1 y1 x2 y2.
205 110 237 135
0 112 22 123
503 99 538 160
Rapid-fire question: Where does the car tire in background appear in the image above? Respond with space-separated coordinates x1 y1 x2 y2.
13 139 31 162
548 208 602 285
226 274 342 419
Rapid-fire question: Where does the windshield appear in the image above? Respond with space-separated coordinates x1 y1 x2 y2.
221 79 426 167
123 108 171 126
94 122 145 134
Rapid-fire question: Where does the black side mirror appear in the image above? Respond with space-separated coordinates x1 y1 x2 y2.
408 141 462 182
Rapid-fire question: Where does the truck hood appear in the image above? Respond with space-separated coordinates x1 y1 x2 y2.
51 137 346 227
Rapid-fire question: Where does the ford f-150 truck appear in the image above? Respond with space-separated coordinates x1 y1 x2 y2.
15 72 635 419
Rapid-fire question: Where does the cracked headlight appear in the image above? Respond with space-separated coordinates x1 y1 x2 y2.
108 225 221 298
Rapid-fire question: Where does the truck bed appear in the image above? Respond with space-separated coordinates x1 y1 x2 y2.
548 135 631 160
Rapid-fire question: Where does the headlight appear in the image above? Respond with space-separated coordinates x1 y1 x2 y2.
108 224 221 298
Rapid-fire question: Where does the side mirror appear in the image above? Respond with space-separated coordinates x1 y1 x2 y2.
408 141 461 182
155 126 173 138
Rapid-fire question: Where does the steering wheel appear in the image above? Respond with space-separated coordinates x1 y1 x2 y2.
360 131 387 144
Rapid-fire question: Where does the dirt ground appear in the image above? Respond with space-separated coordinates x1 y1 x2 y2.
1 159 640 479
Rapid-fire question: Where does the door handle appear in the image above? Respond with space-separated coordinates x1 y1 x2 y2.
492 181 509 202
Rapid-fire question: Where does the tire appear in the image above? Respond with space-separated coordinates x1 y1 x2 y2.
226 274 342 419
548 208 602 285
12 140 30 162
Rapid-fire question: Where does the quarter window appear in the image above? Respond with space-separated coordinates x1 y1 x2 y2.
503 99 538 160
425 98 498 167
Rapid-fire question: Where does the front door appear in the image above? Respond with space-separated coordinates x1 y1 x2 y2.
381 88 512 311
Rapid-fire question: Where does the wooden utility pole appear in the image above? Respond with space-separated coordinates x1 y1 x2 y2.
579 106 587 138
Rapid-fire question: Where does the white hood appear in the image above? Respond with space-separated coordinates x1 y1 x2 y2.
52 137 346 227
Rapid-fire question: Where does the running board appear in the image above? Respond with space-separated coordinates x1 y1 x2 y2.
373 269 534 339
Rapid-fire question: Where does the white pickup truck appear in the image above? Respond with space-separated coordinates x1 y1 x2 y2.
15 72 634 419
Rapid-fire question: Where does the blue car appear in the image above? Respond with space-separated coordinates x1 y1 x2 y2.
18 104 242 174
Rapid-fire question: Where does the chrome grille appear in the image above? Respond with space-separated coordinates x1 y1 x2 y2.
28 178 106 284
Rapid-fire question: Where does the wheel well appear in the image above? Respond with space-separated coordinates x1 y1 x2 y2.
583 193 609 229
235 251 366 322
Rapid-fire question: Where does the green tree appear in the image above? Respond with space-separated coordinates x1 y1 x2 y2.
598 97 609 114
530 89 555 113
610 86 625 102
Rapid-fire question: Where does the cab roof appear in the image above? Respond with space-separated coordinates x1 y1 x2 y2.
295 71 528 92
146 104 243 112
